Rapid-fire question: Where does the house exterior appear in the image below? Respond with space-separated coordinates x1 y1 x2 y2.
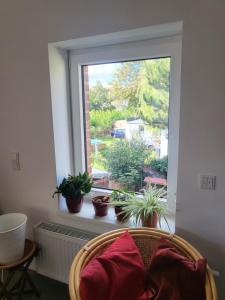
113 118 167 158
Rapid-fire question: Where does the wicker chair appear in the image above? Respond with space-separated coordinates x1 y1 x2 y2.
69 228 217 300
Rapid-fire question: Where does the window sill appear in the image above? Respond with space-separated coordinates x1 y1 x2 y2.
57 189 175 234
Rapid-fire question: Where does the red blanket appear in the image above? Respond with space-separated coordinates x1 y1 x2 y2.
146 239 207 300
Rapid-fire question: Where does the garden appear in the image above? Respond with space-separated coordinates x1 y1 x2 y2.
85 58 170 191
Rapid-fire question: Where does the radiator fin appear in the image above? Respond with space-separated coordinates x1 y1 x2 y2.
34 222 98 283
36 222 97 240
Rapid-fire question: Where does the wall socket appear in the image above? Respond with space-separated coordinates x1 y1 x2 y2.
199 175 216 190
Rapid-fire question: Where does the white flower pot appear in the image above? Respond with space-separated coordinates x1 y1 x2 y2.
0 213 27 264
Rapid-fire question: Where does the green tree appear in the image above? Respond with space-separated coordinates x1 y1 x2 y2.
90 109 133 136
138 59 170 127
110 62 140 112
110 58 170 128
149 156 168 177
89 81 113 110
106 137 148 190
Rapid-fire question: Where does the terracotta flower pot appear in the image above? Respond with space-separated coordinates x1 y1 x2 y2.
115 206 128 222
92 196 109 217
66 196 83 213
141 211 158 228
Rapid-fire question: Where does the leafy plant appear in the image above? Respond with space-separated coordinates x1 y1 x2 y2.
110 190 125 202
109 189 133 222
110 185 169 229
110 189 131 205
106 137 148 190
149 156 168 177
89 81 113 111
110 59 170 128
52 172 93 199
90 108 133 134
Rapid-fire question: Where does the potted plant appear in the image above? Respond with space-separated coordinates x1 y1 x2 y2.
110 190 130 222
92 195 109 217
52 173 93 213
111 185 169 229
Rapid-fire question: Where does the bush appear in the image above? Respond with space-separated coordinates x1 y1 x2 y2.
106 138 148 190
90 109 133 135
149 156 168 177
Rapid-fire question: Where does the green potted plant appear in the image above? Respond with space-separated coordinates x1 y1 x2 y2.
52 173 93 213
111 185 169 228
110 190 131 222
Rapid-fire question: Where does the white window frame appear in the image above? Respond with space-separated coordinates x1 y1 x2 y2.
69 35 181 211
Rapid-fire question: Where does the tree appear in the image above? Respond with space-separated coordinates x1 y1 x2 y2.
90 109 134 136
89 81 113 110
110 58 170 128
149 156 168 177
106 137 148 190
138 59 170 128
110 62 140 112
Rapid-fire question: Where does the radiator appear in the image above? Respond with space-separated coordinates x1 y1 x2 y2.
33 222 98 283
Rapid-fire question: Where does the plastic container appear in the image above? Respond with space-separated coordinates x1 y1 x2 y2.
0 213 27 264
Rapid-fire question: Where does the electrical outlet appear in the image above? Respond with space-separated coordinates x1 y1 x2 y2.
200 175 216 190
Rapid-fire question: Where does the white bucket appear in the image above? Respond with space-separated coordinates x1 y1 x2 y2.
0 213 27 264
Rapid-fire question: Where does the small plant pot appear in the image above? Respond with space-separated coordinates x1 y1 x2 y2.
115 206 128 222
141 211 158 228
92 196 109 217
66 196 83 213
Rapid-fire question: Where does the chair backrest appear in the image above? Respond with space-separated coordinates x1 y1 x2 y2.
69 228 218 300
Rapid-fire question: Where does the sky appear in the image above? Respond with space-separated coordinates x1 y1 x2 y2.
88 62 120 87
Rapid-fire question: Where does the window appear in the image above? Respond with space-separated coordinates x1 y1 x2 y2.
69 35 181 209
82 58 170 192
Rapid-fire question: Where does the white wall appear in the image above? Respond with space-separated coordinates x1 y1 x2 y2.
0 0 225 297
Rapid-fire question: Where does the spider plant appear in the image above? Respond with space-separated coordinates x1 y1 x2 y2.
110 185 170 229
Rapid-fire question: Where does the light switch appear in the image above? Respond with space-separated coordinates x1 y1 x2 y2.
200 175 216 190
11 151 21 171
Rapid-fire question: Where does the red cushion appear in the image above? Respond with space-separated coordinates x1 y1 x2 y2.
80 231 148 300
146 238 207 300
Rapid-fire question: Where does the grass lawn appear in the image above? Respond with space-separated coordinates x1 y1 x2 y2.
91 135 121 171
92 158 106 170
96 135 114 145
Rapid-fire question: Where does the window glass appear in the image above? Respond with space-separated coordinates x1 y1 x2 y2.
82 57 170 192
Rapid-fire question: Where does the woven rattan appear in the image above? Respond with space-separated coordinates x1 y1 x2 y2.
69 228 217 300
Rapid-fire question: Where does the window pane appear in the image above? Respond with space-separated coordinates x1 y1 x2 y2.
82 58 170 192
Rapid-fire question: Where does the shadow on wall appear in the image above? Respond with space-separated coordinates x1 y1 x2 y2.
24 207 50 239
176 227 225 299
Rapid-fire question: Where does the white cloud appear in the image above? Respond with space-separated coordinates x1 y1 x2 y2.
88 63 120 87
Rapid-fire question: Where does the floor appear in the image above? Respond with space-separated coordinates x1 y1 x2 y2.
18 271 69 300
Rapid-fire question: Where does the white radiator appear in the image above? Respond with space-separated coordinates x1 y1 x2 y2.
33 222 97 283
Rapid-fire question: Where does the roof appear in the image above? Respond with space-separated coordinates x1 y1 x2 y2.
144 176 167 186
127 118 146 125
